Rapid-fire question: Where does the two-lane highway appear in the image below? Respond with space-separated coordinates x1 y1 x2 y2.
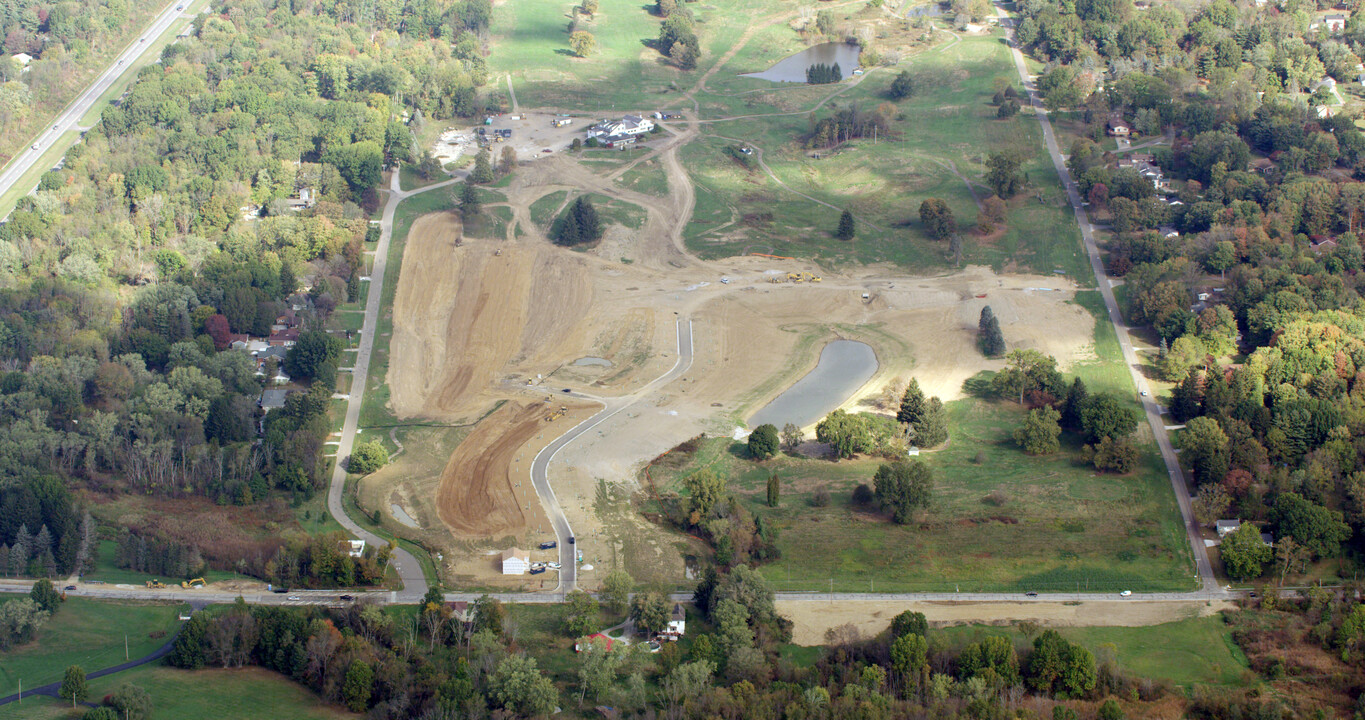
0 0 193 214
529 318 694 593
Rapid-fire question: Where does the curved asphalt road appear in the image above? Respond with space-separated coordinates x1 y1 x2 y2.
0 0 192 212
530 319 694 593
996 3 1217 590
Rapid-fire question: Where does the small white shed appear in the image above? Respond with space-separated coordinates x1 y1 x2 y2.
501 548 529 575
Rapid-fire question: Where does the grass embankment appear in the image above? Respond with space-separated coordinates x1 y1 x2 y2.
0 597 185 698
939 615 1253 688
0 666 358 720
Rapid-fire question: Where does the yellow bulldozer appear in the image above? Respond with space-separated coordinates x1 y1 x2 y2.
545 406 567 422
145 579 166 589
181 578 206 589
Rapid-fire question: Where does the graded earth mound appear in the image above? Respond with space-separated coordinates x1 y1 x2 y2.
434 401 552 537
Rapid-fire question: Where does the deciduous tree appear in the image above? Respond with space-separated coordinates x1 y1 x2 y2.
873 460 933 523
1221 522 1270 581
748 424 779 460
1015 406 1062 455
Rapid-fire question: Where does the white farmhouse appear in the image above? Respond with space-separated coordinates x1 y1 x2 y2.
586 115 655 139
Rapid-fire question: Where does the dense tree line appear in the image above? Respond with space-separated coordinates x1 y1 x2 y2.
805 62 843 84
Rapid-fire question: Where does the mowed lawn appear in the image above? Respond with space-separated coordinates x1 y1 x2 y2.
0 666 358 720
0 597 186 697
683 31 1090 280
938 615 1253 688
650 395 1191 593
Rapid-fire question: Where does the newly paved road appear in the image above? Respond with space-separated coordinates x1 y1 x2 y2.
997 3 1218 590
530 319 694 592
0 0 192 209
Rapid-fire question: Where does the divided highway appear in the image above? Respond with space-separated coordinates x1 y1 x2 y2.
0 0 194 211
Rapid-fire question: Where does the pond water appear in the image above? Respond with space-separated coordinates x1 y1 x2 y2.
906 2 945 17
390 504 420 529
740 42 863 83
748 340 878 429
572 356 613 367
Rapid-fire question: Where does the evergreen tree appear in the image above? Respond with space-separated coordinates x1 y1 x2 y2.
470 149 494 183
836 209 856 241
979 305 996 334
459 181 481 220
574 197 603 242
766 474 780 507
982 315 1006 356
553 209 583 246
914 397 949 448
8 525 30 578
896 379 927 425
1060 377 1089 431
1170 372 1203 421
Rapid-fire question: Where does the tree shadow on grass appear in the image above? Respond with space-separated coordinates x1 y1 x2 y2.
962 370 998 398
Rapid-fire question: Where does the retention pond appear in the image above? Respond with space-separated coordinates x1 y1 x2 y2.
740 42 862 83
748 340 878 429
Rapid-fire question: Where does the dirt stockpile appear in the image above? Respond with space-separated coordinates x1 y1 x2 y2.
435 401 552 537
388 213 592 420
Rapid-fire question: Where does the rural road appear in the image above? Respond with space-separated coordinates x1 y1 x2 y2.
325 171 459 603
0 0 192 213
997 3 1218 591
530 318 695 593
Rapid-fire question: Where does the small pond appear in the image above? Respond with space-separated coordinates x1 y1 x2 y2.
906 2 945 17
390 504 420 529
572 356 613 367
747 340 878 429
740 42 862 83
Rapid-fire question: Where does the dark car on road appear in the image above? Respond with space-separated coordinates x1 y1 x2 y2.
568 536 575 545
65 585 76 591
539 541 557 550
1025 591 1037 597
339 594 354 601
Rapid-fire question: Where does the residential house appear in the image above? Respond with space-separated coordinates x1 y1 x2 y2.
446 601 473 624
1215 519 1240 537
1261 532 1275 547
260 388 289 412
501 548 530 575
666 604 686 637
282 188 316 211
10 53 31 71
1325 13 1347 32
268 327 300 347
344 540 365 558
1105 115 1130 137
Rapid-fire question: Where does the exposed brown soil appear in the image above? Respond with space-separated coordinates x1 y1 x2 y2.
434 401 554 538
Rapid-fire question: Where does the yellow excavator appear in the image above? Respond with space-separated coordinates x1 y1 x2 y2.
145 579 166 589
181 578 206 589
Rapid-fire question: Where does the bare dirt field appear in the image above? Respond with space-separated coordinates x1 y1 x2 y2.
779 599 1238 645
373 102 1099 590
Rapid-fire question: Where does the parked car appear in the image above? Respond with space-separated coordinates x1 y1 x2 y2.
1119 590 1132 597
64 585 76 591
287 596 301 601
272 587 289 593
568 536 576 544
547 562 562 570
1025 591 1037 597
539 541 557 550
339 594 354 601
530 566 547 575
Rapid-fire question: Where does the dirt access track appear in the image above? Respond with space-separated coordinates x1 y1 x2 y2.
780 599 1239 646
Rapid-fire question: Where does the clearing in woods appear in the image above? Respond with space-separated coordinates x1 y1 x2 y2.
358 0 1178 591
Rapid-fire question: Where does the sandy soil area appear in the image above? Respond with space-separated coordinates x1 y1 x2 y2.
779 599 1238 645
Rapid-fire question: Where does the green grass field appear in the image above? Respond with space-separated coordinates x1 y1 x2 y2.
648 395 1192 593
0 597 186 698
680 31 1090 279
939 614 1253 688
0 666 358 720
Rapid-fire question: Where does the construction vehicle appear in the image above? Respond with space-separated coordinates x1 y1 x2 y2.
145 579 165 589
788 272 804 282
181 578 206 589
545 405 567 422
